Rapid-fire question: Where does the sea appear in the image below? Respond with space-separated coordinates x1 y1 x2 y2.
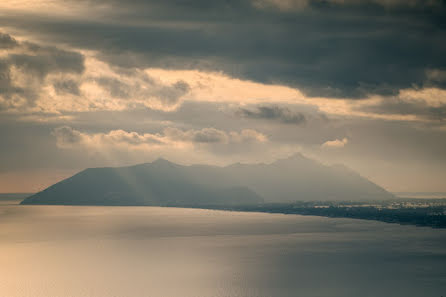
1 198 445 297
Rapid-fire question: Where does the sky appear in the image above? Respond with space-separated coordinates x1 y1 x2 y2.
0 0 445 193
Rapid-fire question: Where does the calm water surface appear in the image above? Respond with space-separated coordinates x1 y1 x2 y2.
1 200 445 297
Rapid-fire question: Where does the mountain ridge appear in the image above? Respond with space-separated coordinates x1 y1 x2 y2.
21 153 394 206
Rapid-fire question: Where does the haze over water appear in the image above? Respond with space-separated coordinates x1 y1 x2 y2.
1 199 445 297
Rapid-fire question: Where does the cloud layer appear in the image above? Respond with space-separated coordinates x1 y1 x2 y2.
1 0 444 98
53 126 267 151
2 31 445 128
0 33 191 113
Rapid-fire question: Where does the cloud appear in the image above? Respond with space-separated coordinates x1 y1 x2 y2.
145 68 306 105
359 100 446 122
164 127 229 144
53 78 81 96
319 0 442 8
252 0 443 11
252 0 309 11
0 32 191 113
164 127 267 144
426 69 446 83
1 31 444 127
52 126 165 149
322 137 348 148
90 68 190 110
47 125 277 170
8 49 84 77
52 126 267 151
2 30 444 127
355 88 446 122
0 32 85 111
398 88 446 108
52 126 84 148
230 129 268 143
1 0 445 98
237 105 307 124
0 32 19 49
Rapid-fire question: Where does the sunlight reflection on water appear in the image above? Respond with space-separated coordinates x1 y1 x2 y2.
1 203 445 297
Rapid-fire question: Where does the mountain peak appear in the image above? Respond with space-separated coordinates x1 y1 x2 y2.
153 157 169 163
285 152 307 160
271 152 316 166
151 158 175 166
134 158 177 169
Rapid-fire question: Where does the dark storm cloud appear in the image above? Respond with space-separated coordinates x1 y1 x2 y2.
359 99 446 121
1 0 445 97
0 33 85 77
94 74 189 105
8 52 84 78
238 105 307 124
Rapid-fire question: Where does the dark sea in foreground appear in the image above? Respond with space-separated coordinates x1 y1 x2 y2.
1 199 445 297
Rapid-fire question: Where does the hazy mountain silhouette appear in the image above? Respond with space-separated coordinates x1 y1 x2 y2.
21 154 394 206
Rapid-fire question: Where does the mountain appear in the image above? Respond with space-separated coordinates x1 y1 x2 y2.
21 159 262 206
21 154 394 206
222 155 395 202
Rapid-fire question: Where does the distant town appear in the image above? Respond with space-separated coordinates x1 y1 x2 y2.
181 198 446 229
4 193 446 229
